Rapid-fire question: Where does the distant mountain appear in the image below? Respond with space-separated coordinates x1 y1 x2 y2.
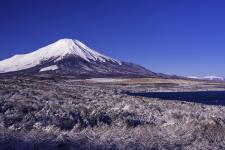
187 75 225 81
0 38 160 78
203 76 225 81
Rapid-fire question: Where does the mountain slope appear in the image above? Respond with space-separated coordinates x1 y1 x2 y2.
0 38 157 78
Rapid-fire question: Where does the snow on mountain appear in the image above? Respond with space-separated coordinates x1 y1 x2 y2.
39 65 58 72
0 38 121 73
203 76 224 81
187 75 224 81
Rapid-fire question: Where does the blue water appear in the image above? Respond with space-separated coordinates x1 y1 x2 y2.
124 91 225 105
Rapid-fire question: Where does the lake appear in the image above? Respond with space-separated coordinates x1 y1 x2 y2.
125 91 225 105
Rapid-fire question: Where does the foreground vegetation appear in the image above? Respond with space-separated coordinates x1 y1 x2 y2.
1 76 225 149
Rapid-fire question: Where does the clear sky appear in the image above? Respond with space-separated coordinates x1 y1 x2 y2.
0 0 225 77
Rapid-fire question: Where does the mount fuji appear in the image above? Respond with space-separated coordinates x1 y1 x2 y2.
0 38 159 78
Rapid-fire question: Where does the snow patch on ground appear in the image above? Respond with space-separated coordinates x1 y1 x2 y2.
39 65 58 72
187 76 200 79
86 78 128 83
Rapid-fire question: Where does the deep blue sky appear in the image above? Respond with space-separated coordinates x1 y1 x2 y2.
1 0 225 76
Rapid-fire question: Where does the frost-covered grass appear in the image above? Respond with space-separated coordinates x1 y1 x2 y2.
1 76 225 149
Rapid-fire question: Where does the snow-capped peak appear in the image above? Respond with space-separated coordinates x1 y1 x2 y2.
203 76 224 81
0 38 121 73
187 75 224 81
